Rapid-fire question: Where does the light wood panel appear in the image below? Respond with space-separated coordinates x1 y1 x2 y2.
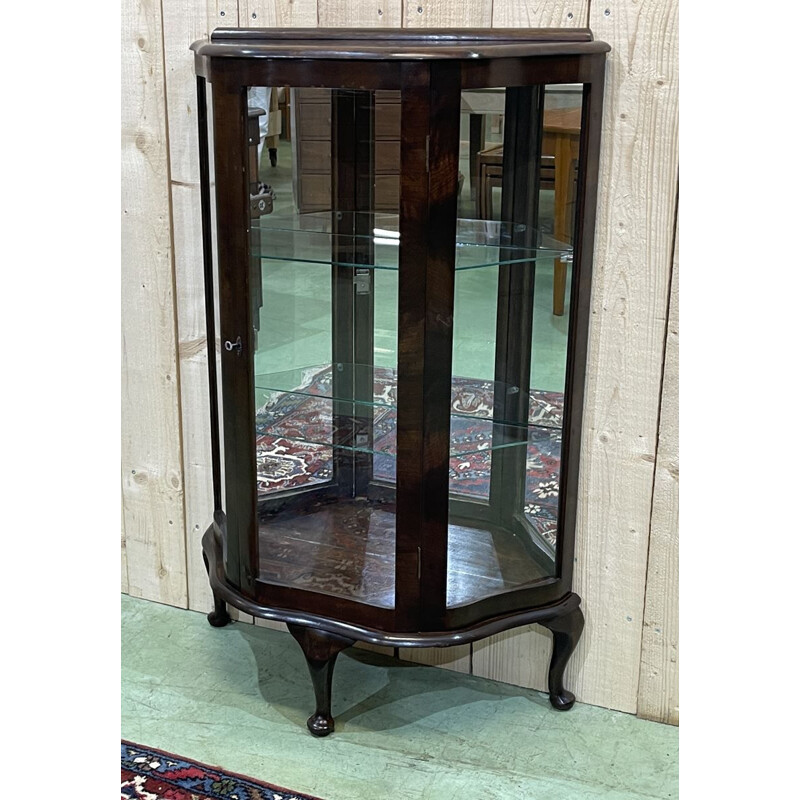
403 645 471 674
255 617 288 632
473 624 550 692
122 502 129 593
319 0 402 27
242 0 317 27
570 0 679 711
492 0 588 28
638 218 679 725
121 0 188 607
404 0 491 28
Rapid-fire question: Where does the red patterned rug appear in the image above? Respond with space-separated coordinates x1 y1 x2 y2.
122 741 324 800
255 365 563 547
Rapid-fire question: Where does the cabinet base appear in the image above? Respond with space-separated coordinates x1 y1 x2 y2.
202 524 584 734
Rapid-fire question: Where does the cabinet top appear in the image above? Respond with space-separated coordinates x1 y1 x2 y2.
191 27 610 61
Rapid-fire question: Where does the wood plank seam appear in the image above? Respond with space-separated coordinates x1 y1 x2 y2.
157 0 192 606
636 189 679 724
636 188 678 714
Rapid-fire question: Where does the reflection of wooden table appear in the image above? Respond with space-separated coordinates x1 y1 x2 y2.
544 107 581 316
469 103 582 316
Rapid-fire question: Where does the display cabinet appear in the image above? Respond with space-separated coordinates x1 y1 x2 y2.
192 27 609 736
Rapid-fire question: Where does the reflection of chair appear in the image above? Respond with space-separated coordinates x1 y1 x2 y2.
476 144 576 316
476 146 559 220
472 106 582 316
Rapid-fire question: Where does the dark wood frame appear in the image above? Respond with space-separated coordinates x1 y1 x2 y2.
193 27 608 736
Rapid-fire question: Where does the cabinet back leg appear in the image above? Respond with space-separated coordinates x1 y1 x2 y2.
288 624 355 737
540 601 584 710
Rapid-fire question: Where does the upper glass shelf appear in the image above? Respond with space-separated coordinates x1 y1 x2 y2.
251 212 572 270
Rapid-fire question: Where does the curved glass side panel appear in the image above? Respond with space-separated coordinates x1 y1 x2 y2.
446 84 583 608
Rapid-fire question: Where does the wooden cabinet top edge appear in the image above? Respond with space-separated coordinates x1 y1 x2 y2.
191 28 610 61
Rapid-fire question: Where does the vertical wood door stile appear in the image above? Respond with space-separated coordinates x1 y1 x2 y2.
122 0 188 607
394 62 431 631
638 213 678 725
396 60 469 664
211 84 259 597
420 61 461 627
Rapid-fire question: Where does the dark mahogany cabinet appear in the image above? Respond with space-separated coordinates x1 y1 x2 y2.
192 27 609 736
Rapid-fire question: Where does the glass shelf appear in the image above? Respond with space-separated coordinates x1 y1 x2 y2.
255 392 561 459
251 212 572 270
255 364 564 431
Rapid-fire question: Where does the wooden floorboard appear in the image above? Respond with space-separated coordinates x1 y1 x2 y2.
257 497 550 608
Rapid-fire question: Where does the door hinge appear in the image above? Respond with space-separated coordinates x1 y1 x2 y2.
425 135 430 172
417 546 422 580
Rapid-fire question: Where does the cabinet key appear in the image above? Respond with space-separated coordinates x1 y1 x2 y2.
224 336 243 355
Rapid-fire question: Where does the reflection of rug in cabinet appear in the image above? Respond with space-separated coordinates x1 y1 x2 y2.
255 365 563 547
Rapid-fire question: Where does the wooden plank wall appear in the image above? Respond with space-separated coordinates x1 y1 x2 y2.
122 0 188 607
121 0 679 723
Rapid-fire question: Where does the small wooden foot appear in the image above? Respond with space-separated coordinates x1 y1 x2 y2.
203 552 231 627
207 591 231 627
540 601 584 711
288 624 354 737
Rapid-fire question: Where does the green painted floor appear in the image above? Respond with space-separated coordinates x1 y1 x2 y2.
122 595 678 799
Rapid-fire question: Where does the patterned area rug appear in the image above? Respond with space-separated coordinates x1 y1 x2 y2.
255 366 563 546
122 741 324 800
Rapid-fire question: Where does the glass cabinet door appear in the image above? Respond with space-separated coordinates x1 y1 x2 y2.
249 87 401 610
447 84 583 608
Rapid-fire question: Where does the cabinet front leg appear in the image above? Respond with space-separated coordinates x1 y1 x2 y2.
207 591 231 628
540 602 584 710
203 553 231 628
288 624 355 737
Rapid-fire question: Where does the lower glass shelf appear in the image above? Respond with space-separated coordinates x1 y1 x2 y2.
257 496 553 609
255 365 564 461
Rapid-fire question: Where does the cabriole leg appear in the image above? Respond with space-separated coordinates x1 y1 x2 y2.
288 624 354 737
203 553 231 628
207 591 231 628
540 603 584 710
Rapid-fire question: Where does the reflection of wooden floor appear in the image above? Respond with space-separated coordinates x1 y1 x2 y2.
258 498 550 609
